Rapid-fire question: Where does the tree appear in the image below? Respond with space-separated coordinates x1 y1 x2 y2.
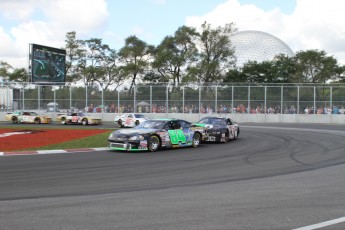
193 22 237 85
293 49 342 83
8 68 29 82
65 31 83 84
272 54 296 83
336 65 345 83
118 35 154 94
152 26 198 87
240 60 275 83
0 61 12 82
95 48 124 91
0 61 28 82
224 68 246 83
75 38 111 91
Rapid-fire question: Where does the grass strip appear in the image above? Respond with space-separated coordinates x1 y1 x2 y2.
25 130 113 151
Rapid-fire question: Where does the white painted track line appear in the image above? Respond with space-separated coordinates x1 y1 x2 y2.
293 216 345 230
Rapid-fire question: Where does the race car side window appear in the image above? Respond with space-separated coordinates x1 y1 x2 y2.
164 122 172 130
173 121 181 129
179 120 190 129
166 121 180 130
227 118 232 125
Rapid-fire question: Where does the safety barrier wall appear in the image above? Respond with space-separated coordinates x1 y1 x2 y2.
1 112 345 124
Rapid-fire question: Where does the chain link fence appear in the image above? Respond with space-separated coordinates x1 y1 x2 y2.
1 83 345 114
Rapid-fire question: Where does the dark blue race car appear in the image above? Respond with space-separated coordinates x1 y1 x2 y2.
194 116 240 143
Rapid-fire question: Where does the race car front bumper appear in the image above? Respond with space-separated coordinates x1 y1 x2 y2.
203 132 227 142
109 141 148 151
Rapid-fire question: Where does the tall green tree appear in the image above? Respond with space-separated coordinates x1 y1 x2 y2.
0 61 12 82
192 22 237 85
8 68 29 82
95 48 123 91
224 68 246 83
65 31 83 84
293 49 342 83
76 38 111 91
0 61 28 82
240 60 275 83
118 35 154 94
336 65 345 83
152 26 198 87
272 54 296 83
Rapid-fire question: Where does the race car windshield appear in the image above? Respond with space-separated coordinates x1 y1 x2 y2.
199 118 226 126
137 120 165 129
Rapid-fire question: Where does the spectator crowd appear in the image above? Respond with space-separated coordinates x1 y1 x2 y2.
84 102 345 115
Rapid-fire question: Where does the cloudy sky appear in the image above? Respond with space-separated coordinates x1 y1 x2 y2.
1 0 344 69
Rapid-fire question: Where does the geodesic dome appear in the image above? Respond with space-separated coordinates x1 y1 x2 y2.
231 30 294 67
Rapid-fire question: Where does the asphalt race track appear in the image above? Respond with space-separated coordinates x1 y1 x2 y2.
1 123 345 230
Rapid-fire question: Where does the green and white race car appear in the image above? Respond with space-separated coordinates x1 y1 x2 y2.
5 111 52 124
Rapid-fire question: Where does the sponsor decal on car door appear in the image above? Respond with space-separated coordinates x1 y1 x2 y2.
168 129 187 145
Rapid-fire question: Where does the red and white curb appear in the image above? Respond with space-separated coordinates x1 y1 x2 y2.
0 147 109 156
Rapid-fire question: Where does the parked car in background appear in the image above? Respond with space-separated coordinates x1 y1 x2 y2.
56 112 102 125
108 118 202 152
194 116 240 143
5 111 52 124
114 113 147 127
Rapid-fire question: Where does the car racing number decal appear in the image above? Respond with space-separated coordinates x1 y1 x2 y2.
22 116 32 122
72 116 79 122
168 130 187 144
125 118 132 125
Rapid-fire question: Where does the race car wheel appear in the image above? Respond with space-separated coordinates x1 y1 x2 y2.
224 131 230 142
148 135 160 152
11 116 18 124
117 119 123 127
34 118 41 124
135 120 140 126
61 118 66 125
82 119 88 125
192 132 201 148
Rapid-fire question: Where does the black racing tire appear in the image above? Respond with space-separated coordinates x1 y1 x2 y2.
82 118 88 125
11 116 18 124
135 120 140 126
148 135 160 152
192 132 201 148
117 119 123 127
61 118 67 125
224 130 230 143
34 117 41 124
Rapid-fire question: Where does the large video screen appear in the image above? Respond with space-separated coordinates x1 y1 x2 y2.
30 44 66 84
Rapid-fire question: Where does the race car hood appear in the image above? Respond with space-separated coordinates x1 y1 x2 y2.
192 123 213 129
110 128 159 137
